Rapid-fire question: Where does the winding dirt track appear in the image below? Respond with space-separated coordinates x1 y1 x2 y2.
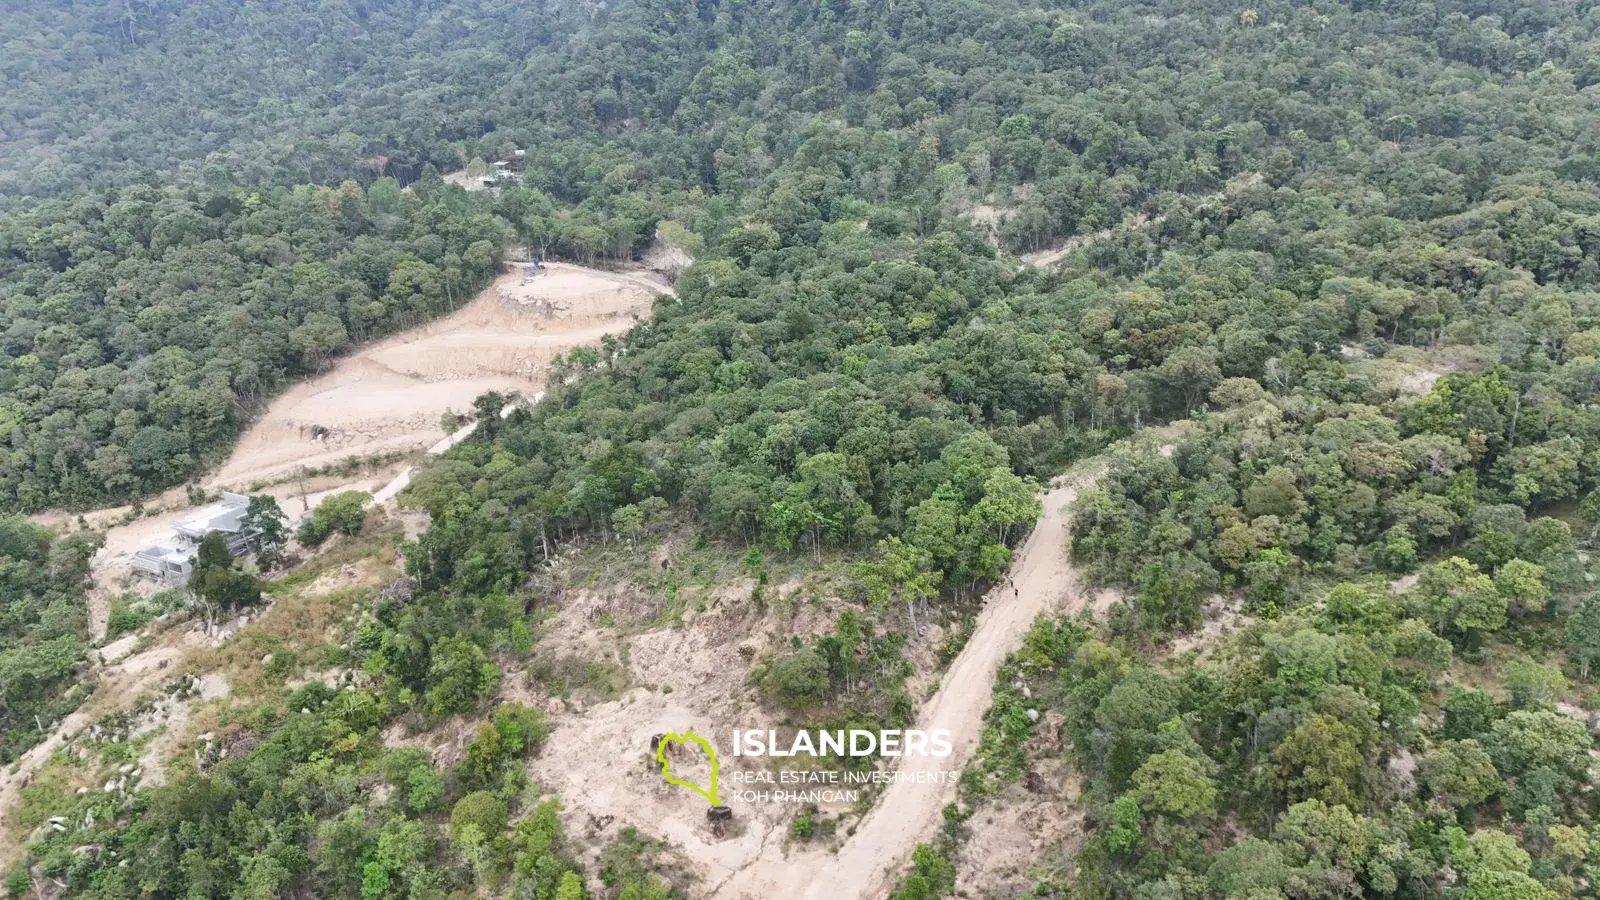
710 467 1099 900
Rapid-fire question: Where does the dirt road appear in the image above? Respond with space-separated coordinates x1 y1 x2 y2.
710 466 1098 900
369 393 537 504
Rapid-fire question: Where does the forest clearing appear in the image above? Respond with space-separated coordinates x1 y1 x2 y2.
209 262 669 491
8 1 1600 899
26 261 673 635
0 259 674 866
708 472 1094 899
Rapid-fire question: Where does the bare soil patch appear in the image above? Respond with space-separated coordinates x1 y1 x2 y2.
1166 594 1248 659
518 582 842 889
954 755 1083 898
967 205 1005 246
211 263 662 491
1019 214 1153 269
709 464 1103 900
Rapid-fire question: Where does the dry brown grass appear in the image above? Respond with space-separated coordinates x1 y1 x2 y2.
194 521 404 701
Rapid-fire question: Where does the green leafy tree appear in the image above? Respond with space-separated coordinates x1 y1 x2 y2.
1484 711 1592 777
1105 795 1142 854
1129 749 1217 819
1207 839 1290 898
767 647 831 708
406 766 444 813
1502 659 1568 711
245 495 289 569
1419 740 1499 809
1419 557 1506 642
450 791 508 840
1494 559 1549 617
1565 594 1600 679
856 536 943 633
1443 688 1500 740
188 531 262 618
424 636 500 719
1272 714 1366 807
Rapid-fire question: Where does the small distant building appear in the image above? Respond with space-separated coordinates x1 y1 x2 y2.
132 492 259 583
477 158 524 189
174 492 254 550
131 544 195 583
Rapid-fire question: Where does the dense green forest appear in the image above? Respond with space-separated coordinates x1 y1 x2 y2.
0 518 97 763
8 0 1600 897
0 0 566 202
0 179 505 509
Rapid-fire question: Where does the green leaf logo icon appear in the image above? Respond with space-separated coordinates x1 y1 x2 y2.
656 731 721 806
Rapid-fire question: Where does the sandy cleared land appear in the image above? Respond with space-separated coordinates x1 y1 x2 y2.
2 260 673 866
33 261 671 638
700 466 1096 900
210 262 665 491
510 577 850 884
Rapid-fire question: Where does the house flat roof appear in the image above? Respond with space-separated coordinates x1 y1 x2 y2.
173 492 250 537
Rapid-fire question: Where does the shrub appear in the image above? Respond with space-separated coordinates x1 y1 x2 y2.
767 647 831 707
450 791 508 839
297 491 371 548
407 766 444 812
